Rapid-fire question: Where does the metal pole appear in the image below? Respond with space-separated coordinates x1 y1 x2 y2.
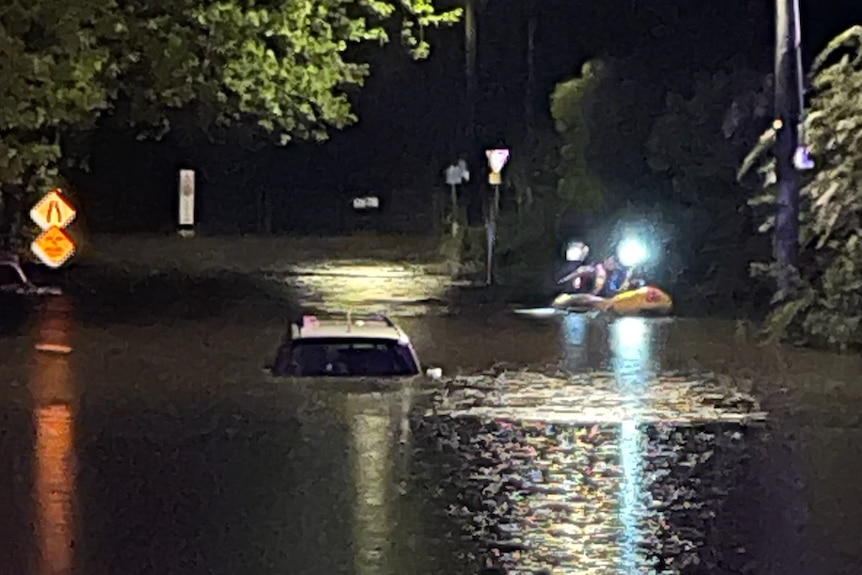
525 4 537 143
464 0 477 145
485 183 501 286
773 0 801 293
450 183 458 237
485 221 493 285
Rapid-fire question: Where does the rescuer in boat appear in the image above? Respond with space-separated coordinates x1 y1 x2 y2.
589 255 633 298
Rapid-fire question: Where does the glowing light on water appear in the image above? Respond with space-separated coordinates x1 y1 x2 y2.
559 312 590 371
618 418 644 574
562 313 588 347
610 317 651 575
279 262 449 316
34 404 76 575
30 299 78 575
425 312 766 574
611 317 655 389
346 392 401 575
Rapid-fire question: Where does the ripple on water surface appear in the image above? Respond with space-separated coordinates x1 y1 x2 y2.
411 369 766 575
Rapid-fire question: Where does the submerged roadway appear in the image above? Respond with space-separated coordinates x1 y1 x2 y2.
0 233 860 575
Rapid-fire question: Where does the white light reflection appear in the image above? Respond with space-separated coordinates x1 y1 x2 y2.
282 263 449 315
618 418 645 575
560 313 589 371
30 296 77 575
610 316 653 575
610 317 654 387
346 391 401 575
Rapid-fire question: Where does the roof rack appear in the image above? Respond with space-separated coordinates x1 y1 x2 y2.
290 312 397 334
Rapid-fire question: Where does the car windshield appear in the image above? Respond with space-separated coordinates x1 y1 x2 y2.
274 337 419 377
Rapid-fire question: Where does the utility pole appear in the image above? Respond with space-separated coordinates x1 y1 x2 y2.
464 0 478 146
773 0 803 293
525 2 537 143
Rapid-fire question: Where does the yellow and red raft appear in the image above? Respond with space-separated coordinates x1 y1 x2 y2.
552 286 673 316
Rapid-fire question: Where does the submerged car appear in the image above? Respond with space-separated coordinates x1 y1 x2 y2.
0 254 64 333
0 255 63 296
267 313 442 379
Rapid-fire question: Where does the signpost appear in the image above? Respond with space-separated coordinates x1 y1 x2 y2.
444 159 469 237
178 169 196 237
484 149 510 285
30 189 77 268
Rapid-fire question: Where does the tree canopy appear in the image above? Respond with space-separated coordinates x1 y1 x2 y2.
550 59 606 214
113 0 458 141
752 26 862 349
0 0 119 190
643 65 771 299
0 0 458 237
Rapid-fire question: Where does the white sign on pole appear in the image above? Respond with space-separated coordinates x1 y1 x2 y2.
445 166 461 186
352 196 380 210
445 162 470 186
178 169 195 227
458 159 470 182
486 149 510 174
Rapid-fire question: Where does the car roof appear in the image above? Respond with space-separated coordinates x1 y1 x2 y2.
290 314 409 342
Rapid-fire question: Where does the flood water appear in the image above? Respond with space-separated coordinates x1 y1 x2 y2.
0 258 861 575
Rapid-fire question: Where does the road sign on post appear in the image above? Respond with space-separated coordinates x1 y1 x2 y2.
486 149 510 178
30 189 76 231
178 169 196 238
29 189 77 268
32 227 76 269
444 160 470 237
484 149 510 285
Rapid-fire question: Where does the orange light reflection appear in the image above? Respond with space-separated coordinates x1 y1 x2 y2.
30 296 77 575
33 404 76 575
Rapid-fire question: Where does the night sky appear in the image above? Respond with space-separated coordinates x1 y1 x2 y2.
79 0 861 232
299 0 859 183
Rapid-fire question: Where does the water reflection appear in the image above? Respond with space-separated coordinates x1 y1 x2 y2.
346 390 405 575
414 415 758 574
611 317 650 575
610 317 655 382
277 262 450 316
416 312 765 573
30 296 77 575
559 314 589 370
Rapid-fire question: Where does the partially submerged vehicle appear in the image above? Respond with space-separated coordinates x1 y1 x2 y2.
0 254 63 297
0 254 64 333
266 312 442 380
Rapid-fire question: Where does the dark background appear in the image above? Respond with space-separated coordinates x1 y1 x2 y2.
70 0 861 235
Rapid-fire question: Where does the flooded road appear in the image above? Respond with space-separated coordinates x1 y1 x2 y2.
0 256 861 574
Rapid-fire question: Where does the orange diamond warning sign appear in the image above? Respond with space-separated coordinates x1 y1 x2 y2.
30 189 76 231
31 226 76 268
